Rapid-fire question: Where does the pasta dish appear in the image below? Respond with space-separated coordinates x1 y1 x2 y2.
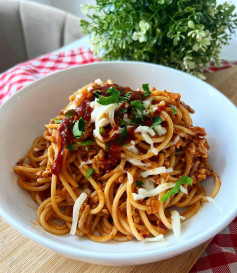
13 79 221 242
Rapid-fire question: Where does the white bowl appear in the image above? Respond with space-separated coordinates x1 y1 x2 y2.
0 62 237 266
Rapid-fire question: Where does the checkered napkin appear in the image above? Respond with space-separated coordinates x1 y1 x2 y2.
0 47 236 272
0 47 100 105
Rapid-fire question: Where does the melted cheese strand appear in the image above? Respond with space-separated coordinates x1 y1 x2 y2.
80 160 92 168
171 210 181 238
202 196 216 203
126 157 151 167
141 167 173 178
127 171 134 185
70 192 87 235
133 182 187 201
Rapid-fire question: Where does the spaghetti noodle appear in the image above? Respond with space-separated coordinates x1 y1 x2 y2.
13 79 221 242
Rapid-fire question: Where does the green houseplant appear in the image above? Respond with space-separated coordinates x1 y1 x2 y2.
81 0 237 78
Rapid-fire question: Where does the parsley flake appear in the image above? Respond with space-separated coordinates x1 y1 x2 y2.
78 139 94 151
54 118 61 124
170 105 177 115
160 176 193 202
86 168 95 179
99 127 104 134
120 92 131 102
72 117 85 138
66 143 75 151
119 108 128 114
118 118 128 126
130 116 144 126
94 90 103 98
131 100 145 111
77 139 94 146
136 180 143 187
142 83 151 98
97 86 120 105
150 116 162 129
119 126 128 144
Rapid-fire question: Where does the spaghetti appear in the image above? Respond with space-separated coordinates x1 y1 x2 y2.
13 79 221 242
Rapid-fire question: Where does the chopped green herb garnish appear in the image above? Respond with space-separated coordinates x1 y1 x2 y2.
170 105 177 115
97 86 120 105
118 118 128 126
86 168 95 179
119 108 128 114
72 117 85 138
147 104 152 114
160 176 193 202
120 92 131 102
99 127 104 134
77 139 94 146
150 116 162 129
142 84 151 98
66 143 75 151
96 86 131 105
130 116 144 126
66 114 72 119
119 126 128 144
131 100 144 111
94 90 103 98
136 180 143 187
54 118 61 124
77 139 94 151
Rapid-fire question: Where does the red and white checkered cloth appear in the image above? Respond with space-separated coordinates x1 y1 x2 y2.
0 47 236 272
0 47 100 105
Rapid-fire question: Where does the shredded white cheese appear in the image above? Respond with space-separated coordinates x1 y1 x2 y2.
141 167 173 178
126 157 151 167
90 99 121 140
133 181 187 201
202 196 216 203
143 97 153 109
153 125 167 136
94 78 104 86
171 210 181 238
84 188 92 195
134 126 159 155
126 141 139 155
70 192 87 235
173 135 180 145
87 85 93 91
143 179 155 190
135 126 155 136
142 132 159 155
127 171 134 185
123 113 131 123
93 117 109 141
142 234 165 242
80 160 92 168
